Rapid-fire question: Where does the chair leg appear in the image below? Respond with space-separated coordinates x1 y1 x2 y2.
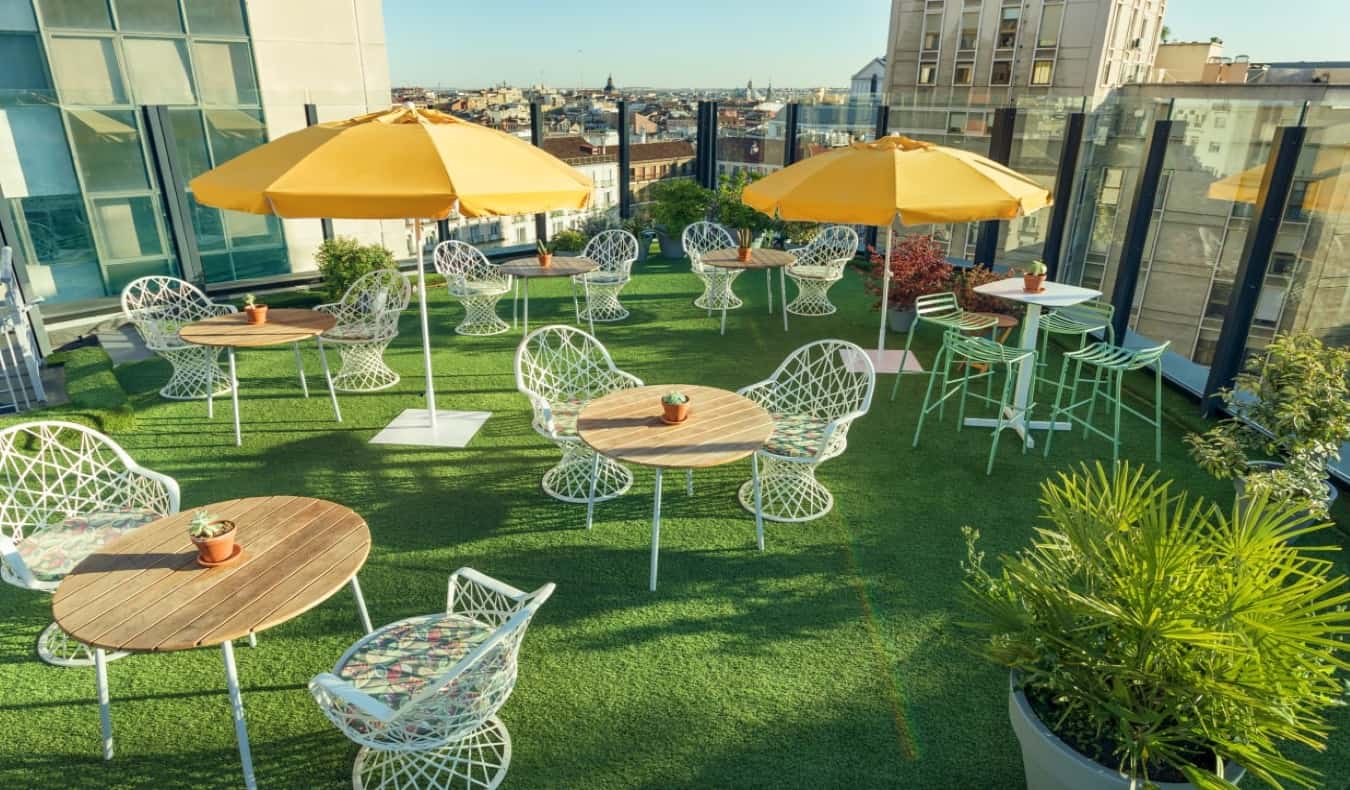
891 320 921 400
1083 363 1104 438
1043 353 1073 458
986 370 1017 475
1112 372 1123 464
912 342 944 448
1153 366 1163 464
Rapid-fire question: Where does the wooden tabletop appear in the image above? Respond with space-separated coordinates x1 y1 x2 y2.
578 384 773 469
499 256 597 278
52 497 370 653
178 309 336 348
702 247 796 270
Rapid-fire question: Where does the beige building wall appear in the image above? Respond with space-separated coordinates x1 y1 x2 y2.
243 0 400 273
1152 41 1223 82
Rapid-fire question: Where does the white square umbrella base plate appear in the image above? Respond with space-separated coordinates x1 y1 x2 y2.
841 348 924 375
370 408 490 448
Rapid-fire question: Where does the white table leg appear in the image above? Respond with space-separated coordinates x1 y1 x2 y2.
961 303 1072 446
247 632 257 648
317 342 342 423
586 451 601 530
221 640 257 790
649 467 663 592
765 269 773 314
292 342 309 398
522 281 530 336
95 647 113 760
685 469 693 496
206 350 215 420
753 453 765 551
780 267 789 332
583 277 594 335
227 348 241 446
720 300 728 335
512 279 519 329
350 576 374 634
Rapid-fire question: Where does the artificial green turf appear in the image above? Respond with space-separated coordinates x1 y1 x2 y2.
1 256 1346 789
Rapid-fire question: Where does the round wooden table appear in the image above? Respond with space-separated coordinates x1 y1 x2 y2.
498 256 599 335
52 496 374 790
702 247 795 335
179 308 340 446
578 384 773 591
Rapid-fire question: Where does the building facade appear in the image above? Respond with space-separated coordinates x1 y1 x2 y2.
0 0 391 319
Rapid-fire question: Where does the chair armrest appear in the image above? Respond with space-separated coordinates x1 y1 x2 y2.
127 464 181 515
816 409 867 454
736 379 776 403
309 673 397 722
314 302 339 315
0 534 40 590
613 370 644 390
210 302 238 316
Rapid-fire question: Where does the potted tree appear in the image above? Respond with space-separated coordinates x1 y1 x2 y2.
188 509 238 565
963 463 1350 790
314 236 397 301
649 179 713 258
712 171 772 247
865 234 953 332
1187 332 1350 518
242 293 267 325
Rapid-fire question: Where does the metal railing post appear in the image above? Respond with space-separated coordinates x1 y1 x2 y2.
142 104 204 285
973 106 1016 267
1041 111 1085 279
530 101 547 242
1109 115 1175 341
304 103 334 241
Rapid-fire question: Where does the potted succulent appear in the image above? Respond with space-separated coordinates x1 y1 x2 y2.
864 234 953 333
1187 332 1349 518
242 293 267 325
736 228 753 262
963 462 1350 790
1021 259 1048 292
188 509 237 565
660 390 690 424
536 239 553 268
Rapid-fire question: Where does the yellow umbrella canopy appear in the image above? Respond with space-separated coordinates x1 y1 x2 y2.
189 105 592 219
1208 148 1350 216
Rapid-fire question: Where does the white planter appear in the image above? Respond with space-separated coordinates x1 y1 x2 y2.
888 307 917 333
1008 674 1244 790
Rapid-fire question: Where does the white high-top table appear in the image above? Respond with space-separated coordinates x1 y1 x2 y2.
967 278 1103 448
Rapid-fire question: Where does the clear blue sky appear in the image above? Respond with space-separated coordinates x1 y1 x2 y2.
382 0 1348 89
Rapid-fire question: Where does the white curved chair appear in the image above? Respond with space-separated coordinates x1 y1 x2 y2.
121 276 235 400
0 421 179 666
738 340 876 530
575 229 639 324
310 568 554 790
785 226 859 317
433 241 513 336
515 325 642 504
682 222 741 312
315 269 412 392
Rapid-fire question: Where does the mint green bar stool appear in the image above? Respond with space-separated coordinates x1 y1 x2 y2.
913 330 1037 475
1042 341 1170 463
891 292 998 401
1035 300 1115 397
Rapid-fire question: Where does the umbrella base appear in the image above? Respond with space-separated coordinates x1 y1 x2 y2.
840 348 923 375
370 408 490 448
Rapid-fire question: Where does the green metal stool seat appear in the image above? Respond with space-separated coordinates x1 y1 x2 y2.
1042 340 1170 463
1034 300 1114 398
891 292 999 401
912 330 1037 475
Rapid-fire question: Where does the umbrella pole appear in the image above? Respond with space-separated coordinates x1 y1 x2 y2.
876 225 892 358
414 219 438 430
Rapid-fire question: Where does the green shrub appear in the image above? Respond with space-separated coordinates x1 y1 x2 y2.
550 229 586 253
963 462 1350 789
648 178 713 238
314 237 397 302
711 171 772 235
0 346 137 434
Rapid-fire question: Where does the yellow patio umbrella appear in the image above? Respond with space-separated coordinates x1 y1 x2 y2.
743 135 1051 370
1208 150 1350 216
190 105 592 443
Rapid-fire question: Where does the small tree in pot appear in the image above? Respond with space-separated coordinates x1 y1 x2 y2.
962 462 1350 790
864 233 953 332
649 179 713 258
1186 332 1350 518
315 237 397 302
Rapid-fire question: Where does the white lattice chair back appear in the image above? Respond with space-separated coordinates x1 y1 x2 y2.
331 269 412 338
582 230 639 277
756 340 876 456
793 226 859 269
433 240 507 291
681 222 733 273
121 276 230 350
515 325 637 439
0 421 180 590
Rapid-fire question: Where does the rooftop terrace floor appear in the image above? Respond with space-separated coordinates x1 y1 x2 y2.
2 255 1347 788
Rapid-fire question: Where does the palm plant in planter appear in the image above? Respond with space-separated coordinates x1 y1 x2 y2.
1187 333 1350 518
963 463 1350 790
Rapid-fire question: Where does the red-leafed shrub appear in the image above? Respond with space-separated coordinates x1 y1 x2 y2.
864 234 953 311
950 265 1024 318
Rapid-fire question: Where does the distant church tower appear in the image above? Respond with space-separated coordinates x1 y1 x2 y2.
745 79 756 100
604 74 616 95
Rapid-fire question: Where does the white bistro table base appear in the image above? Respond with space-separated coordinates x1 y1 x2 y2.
206 344 342 447
719 268 789 336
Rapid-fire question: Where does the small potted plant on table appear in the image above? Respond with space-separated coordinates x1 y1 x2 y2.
242 293 268 325
1021 259 1047 293
188 509 237 565
536 239 553 268
736 228 753 262
661 390 690 424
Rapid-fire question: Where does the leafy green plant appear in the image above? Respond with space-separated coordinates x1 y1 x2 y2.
188 510 232 540
662 391 688 405
314 237 397 301
550 229 586 253
779 220 820 246
648 178 713 238
536 239 552 257
963 462 1350 790
864 233 952 312
1186 333 1350 517
242 293 257 308
949 265 1023 318
711 171 771 235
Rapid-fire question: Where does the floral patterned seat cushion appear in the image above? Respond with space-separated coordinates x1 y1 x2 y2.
764 413 829 458
337 613 496 711
449 280 509 298
545 398 586 437
15 509 158 583
788 264 841 280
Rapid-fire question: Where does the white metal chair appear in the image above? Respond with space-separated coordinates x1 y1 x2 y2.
574 229 639 324
785 226 859 317
315 269 412 392
515 325 642 504
310 568 554 790
0 420 179 666
433 241 513 336
683 222 741 312
738 340 876 532
121 276 235 400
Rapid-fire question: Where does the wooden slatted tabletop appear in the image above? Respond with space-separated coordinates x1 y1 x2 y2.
578 384 773 469
499 256 597 278
702 247 796 271
52 497 370 653
178 309 336 348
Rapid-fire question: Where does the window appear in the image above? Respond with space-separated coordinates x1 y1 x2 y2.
1100 167 1123 206
184 0 247 35
114 0 183 33
191 40 257 104
959 11 979 49
1214 114 1227 129
922 11 943 51
91 195 164 260
66 109 148 192
947 112 967 133
36 0 112 29
122 37 195 104
48 36 127 105
1207 141 1221 153
953 60 973 85
997 7 1018 48
1286 180 1310 222
0 33 49 92
1030 60 1053 85
991 60 1012 85
918 63 938 85
1037 3 1063 48
1269 253 1297 275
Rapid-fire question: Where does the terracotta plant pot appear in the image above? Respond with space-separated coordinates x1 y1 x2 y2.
1023 274 1046 293
661 400 690 424
736 247 752 262
191 520 237 564
244 305 268 325
537 253 553 268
